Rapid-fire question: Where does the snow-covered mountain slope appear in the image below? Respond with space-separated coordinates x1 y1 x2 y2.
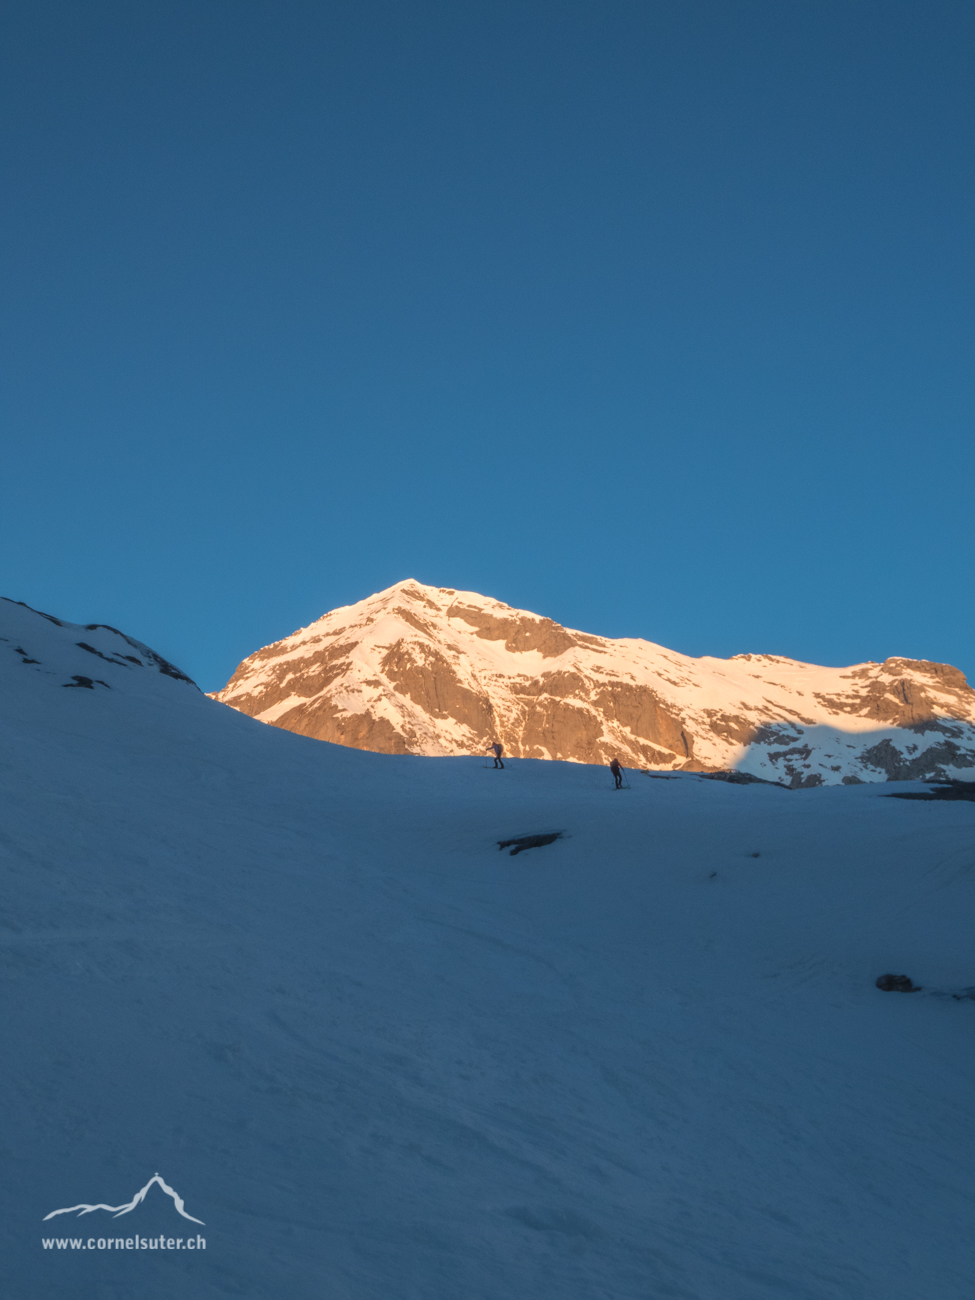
4 596 975 1299
0 596 198 694
213 580 975 785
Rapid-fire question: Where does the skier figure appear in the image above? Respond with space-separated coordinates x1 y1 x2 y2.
488 741 504 769
609 757 624 789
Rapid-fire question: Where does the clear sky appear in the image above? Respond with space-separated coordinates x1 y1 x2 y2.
3 0 973 692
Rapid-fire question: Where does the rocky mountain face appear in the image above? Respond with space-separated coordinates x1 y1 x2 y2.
212 581 975 786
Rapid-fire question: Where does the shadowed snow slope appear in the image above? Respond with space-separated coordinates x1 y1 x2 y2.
3 598 975 1299
212 580 975 785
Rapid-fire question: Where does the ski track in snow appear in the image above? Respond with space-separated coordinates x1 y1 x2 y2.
3 598 975 1298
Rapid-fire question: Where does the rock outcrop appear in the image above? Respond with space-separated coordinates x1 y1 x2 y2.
211 581 975 785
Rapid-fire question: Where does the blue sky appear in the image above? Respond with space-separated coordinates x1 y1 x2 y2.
3 0 973 692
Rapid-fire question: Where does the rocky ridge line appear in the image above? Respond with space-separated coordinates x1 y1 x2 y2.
211 581 975 786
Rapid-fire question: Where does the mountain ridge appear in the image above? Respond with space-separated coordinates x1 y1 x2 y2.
211 580 975 786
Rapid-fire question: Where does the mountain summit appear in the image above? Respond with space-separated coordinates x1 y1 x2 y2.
212 580 975 786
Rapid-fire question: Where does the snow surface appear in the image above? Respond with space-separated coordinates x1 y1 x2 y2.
4 599 975 1298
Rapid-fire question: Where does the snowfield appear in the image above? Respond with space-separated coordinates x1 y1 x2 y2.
3 598 975 1299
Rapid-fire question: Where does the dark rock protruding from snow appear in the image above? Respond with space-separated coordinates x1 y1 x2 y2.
696 771 788 788
888 781 975 803
876 974 921 992
497 833 563 856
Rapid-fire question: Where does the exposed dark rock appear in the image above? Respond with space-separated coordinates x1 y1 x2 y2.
590 680 691 761
789 771 823 790
769 744 813 765
380 640 495 734
751 725 805 747
83 625 196 685
876 974 921 992
861 738 975 782
815 658 975 729
702 711 757 745
697 771 789 788
62 676 110 689
271 698 412 754
142 652 194 683
497 832 562 856
903 718 965 737
2 598 63 626
888 781 975 804
754 733 832 789
447 603 579 657
77 641 129 667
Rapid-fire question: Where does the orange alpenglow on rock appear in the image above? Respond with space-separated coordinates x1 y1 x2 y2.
210 580 975 787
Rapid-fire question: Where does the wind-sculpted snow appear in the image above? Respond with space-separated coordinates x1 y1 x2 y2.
213 580 975 784
4 598 975 1298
